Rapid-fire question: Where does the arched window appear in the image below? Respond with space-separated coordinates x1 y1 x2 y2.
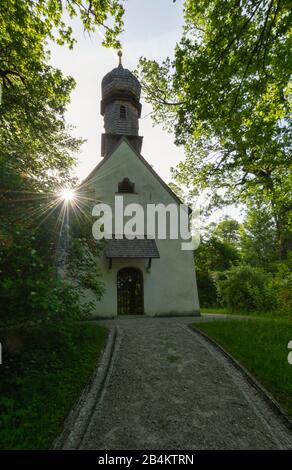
120 105 126 120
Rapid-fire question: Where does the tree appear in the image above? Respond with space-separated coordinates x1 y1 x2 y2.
0 1 124 326
138 0 291 258
212 217 241 247
240 201 278 269
0 68 82 190
0 0 124 189
196 234 240 272
1 0 123 86
195 226 240 306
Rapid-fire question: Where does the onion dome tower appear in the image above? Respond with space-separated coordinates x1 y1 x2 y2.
100 51 143 156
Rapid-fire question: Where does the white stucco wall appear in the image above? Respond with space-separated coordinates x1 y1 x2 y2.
83 139 200 317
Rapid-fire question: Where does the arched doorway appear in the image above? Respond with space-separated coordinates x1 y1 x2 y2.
117 268 144 315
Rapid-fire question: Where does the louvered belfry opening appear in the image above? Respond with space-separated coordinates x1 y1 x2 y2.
120 105 126 120
118 177 134 193
117 267 144 315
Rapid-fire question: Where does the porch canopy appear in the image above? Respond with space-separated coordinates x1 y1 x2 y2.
105 236 160 269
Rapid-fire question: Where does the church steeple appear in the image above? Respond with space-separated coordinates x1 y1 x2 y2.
100 52 143 156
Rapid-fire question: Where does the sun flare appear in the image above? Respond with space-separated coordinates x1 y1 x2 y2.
60 187 75 202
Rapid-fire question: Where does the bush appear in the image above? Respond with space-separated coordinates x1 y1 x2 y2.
0 225 87 328
216 265 276 313
0 323 108 449
270 263 292 316
196 270 218 307
194 234 240 307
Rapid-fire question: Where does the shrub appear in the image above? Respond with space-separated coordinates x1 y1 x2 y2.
270 263 292 316
196 270 218 307
0 223 103 330
216 265 276 312
194 234 240 307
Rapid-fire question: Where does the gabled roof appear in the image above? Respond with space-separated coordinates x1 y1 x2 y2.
79 136 184 206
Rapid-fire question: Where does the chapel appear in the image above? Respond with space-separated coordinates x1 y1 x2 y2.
81 52 200 317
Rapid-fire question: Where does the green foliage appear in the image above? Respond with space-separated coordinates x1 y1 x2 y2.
0 0 115 328
240 200 278 268
0 162 104 329
67 236 105 298
194 318 292 416
0 66 81 189
212 217 240 247
197 235 240 272
0 0 124 189
195 220 241 306
196 269 218 307
197 213 291 313
0 323 108 449
269 263 292 316
0 223 56 324
138 0 292 257
196 238 240 305
0 222 98 327
0 1 119 449
216 265 276 312
1 0 123 64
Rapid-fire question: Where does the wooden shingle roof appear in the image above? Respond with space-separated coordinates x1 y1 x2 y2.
105 236 160 259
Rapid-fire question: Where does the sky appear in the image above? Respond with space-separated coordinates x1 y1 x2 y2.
49 0 242 222
49 0 185 184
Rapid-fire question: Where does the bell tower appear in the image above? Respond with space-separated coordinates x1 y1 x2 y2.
100 51 143 156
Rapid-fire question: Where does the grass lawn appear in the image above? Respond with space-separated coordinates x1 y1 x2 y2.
0 322 108 449
200 307 228 315
193 318 292 417
201 307 292 320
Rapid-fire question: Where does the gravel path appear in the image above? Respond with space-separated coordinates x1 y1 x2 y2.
80 316 292 450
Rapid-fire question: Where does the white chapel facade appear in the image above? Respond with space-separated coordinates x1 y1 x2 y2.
82 53 200 317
